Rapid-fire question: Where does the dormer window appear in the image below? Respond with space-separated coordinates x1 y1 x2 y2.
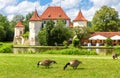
59 15 61 17
48 15 51 17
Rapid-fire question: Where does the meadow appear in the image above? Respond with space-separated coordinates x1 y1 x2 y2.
0 54 120 78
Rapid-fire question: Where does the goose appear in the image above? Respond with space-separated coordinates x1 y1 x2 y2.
63 60 82 70
37 59 56 68
112 52 118 59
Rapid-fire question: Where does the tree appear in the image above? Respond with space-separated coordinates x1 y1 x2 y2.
51 19 73 45
92 6 119 32
73 26 90 42
12 14 24 22
0 14 13 41
105 38 112 46
38 19 74 46
45 20 55 45
38 28 47 46
0 26 6 41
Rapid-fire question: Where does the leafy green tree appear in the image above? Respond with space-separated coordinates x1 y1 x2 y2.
38 28 47 46
0 26 6 41
45 20 55 45
105 38 112 46
23 12 34 32
92 5 119 31
0 14 13 41
51 19 73 45
73 26 90 43
38 19 74 46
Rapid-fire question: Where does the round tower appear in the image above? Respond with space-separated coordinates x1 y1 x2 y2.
73 10 87 27
13 20 25 44
29 9 42 45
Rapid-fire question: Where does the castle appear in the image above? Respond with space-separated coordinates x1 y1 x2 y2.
13 6 87 46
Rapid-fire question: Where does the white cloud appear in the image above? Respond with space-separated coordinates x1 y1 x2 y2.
4 0 44 21
51 0 81 9
0 0 16 9
66 8 78 21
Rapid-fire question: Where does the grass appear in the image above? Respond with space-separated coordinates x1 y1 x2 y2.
0 54 120 78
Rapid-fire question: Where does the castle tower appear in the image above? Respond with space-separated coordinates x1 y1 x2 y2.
73 10 87 27
29 9 42 45
13 20 25 44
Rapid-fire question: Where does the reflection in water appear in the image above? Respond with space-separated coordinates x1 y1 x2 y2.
88 48 114 55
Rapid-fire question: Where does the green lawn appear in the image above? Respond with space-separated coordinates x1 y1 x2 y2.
0 54 120 78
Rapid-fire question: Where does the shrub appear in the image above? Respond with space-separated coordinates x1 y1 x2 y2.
115 46 120 55
72 38 80 47
105 38 112 46
42 47 97 55
63 40 68 47
0 45 13 53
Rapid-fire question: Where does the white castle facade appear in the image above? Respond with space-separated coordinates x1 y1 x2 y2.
13 6 87 46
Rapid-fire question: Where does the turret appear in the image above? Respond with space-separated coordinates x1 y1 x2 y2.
73 10 87 27
29 9 42 45
13 20 25 44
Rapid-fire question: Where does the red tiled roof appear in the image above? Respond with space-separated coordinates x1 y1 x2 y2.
91 32 120 37
73 10 87 22
40 6 70 20
16 20 24 27
30 9 41 21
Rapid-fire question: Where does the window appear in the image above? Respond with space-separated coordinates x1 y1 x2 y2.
64 20 66 24
44 21 46 24
20 31 22 35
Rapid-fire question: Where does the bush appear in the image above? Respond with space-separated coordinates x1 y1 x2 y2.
72 38 80 47
0 45 13 53
115 46 120 55
105 38 112 46
42 47 97 55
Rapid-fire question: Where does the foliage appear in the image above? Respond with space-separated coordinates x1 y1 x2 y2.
45 20 55 45
105 38 112 46
22 31 29 38
0 43 13 53
38 19 74 46
42 47 97 55
0 26 6 41
0 14 14 41
72 38 80 47
63 40 68 47
114 46 120 55
38 28 47 46
51 19 73 45
12 14 24 22
73 26 90 44
92 5 119 32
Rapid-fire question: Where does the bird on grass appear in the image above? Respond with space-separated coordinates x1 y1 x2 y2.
37 59 57 68
63 60 82 70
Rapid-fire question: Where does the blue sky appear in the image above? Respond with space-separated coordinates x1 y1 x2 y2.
0 0 120 21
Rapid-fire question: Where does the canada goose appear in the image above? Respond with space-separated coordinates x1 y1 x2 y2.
37 59 56 68
63 60 82 70
112 52 118 59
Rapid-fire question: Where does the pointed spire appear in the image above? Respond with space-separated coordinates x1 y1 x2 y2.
30 9 41 21
73 10 87 21
16 20 24 27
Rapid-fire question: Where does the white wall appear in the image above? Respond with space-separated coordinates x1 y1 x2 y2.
29 21 42 45
73 21 87 27
14 27 24 37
